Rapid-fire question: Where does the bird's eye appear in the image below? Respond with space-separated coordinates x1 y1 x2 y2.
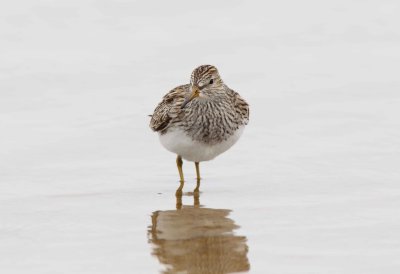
209 79 214 85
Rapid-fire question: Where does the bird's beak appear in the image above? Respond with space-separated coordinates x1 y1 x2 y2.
181 85 200 109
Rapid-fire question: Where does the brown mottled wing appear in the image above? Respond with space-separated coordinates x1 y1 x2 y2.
149 84 189 132
230 89 250 125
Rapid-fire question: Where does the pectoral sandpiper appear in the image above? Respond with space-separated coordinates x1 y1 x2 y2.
149 65 249 184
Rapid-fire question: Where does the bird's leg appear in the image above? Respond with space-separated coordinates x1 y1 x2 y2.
194 162 201 194
194 178 200 195
175 180 184 197
176 155 184 183
195 162 201 181
194 185 200 208
175 186 183 210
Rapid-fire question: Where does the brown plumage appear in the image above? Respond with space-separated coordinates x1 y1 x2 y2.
149 65 249 183
150 84 188 132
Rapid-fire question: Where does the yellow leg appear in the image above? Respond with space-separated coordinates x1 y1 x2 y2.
194 162 201 194
195 162 201 181
176 155 184 183
194 178 200 195
194 185 200 208
175 183 183 210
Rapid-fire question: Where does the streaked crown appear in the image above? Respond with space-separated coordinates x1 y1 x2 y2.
190 65 222 88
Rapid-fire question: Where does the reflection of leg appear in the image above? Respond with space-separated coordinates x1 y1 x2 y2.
194 178 200 193
195 162 200 181
176 155 184 182
194 182 200 208
175 183 183 210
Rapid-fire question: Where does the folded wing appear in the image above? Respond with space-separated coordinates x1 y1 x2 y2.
149 84 189 132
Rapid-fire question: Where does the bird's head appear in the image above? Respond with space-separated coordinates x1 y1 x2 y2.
181 65 224 109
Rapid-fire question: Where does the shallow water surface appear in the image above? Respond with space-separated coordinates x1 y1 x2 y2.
1 1 400 273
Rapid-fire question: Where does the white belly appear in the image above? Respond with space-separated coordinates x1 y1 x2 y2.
159 126 245 162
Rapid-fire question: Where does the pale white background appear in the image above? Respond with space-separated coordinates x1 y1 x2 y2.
1 0 400 273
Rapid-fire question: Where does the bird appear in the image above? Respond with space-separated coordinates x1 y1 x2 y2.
149 65 249 186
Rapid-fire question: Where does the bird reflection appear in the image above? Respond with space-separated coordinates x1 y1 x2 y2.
148 183 250 274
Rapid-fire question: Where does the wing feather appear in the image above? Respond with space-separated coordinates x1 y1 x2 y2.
149 84 189 132
230 89 250 125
